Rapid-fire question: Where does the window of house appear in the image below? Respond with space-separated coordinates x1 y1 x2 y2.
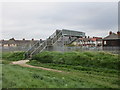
104 41 106 45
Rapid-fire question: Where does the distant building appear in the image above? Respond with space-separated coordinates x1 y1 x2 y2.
0 38 43 52
102 31 120 50
73 36 102 47
0 38 38 47
90 37 102 47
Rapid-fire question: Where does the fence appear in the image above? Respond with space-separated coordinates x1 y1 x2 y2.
1 45 119 54
1 46 32 52
50 46 120 54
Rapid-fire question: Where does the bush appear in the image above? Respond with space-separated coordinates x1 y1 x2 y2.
31 51 119 70
32 51 54 63
2 52 25 61
2 60 11 64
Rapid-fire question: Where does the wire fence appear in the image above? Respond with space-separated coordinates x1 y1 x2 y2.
1 46 120 54
1 46 30 52
47 46 119 54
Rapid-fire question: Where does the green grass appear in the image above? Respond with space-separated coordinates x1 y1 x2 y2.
2 64 119 88
0 63 2 89
2 52 25 61
2 51 119 88
32 51 119 70
28 60 119 75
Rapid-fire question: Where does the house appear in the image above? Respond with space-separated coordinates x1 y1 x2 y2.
0 38 43 52
0 38 39 47
73 36 102 47
90 37 102 47
102 31 120 50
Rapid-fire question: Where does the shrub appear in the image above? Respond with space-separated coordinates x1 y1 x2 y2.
32 51 54 63
2 52 25 61
2 60 11 64
31 51 119 70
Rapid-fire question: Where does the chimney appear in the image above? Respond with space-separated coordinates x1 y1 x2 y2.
40 39 42 41
32 38 34 41
9 38 15 40
23 38 25 40
40 39 42 43
1 39 4 41
109 31 112 35
117 31 120 35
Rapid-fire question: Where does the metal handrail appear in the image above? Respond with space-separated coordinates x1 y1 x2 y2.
24 41 41 58
30 30 62 57
25 41 39 52
31 40 47 56
25 30 63 58
66 37 78 45
52 30 62 45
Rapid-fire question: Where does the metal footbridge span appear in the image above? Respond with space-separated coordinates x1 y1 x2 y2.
25 29 85 58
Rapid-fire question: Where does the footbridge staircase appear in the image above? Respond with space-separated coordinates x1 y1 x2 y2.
25 29 85 59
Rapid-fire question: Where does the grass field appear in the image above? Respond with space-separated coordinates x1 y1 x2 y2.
31 51 119 70
2 52 25 61
2 51 120 88
2 64 119 88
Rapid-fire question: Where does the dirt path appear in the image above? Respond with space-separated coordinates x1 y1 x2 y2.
11 60 66 73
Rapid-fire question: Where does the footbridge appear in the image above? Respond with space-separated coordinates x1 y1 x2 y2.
25 29 85 58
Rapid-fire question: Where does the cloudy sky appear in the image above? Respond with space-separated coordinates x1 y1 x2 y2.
1 2 118 40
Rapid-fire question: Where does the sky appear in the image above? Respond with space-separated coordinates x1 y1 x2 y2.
1 2 118 40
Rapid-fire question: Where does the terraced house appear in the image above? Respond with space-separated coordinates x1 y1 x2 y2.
0 38 43 52
72 36 102 47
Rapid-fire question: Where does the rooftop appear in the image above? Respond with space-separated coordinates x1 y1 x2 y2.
103 31 120 40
